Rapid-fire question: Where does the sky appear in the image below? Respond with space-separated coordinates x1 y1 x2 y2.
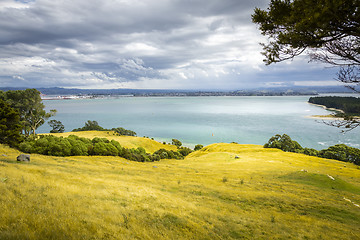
0 0 341 90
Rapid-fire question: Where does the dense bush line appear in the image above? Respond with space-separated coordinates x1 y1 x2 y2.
308 96 360 115
264 134 360 165
72 120 137 136
19 135 192 162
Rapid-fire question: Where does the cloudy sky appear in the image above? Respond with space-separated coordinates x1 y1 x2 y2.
0 0 339 90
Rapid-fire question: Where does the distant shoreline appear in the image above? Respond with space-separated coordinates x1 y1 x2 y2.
307 102 345 114
305 115 344 120
307 102 360 120
40 93 318 100
307 102 345 120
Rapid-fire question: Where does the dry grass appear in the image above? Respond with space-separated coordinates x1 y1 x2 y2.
0 137 360 239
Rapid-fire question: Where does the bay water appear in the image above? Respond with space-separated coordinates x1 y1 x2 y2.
38 95 360 150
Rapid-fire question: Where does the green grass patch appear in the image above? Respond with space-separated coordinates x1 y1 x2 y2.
279 171 360 195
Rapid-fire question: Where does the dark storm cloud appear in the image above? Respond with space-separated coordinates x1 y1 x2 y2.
0 0 335 89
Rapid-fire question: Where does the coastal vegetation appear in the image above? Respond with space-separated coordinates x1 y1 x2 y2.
309 96 360 116
19 133 192 162
308 96 360 132
73 120 137 136
264 134 360 165
1 139 360 239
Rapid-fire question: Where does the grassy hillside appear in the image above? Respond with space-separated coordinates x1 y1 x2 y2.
1 138 360 239
43 131 178 153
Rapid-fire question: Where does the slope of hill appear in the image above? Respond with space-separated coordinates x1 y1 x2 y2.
0 139 359 239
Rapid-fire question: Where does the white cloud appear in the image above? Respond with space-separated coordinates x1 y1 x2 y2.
294 81 342 86
0 0 339 89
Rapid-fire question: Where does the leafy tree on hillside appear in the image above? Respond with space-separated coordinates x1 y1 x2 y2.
72 120 105 132
48 120 65 133
112 127 137 136
1 89 56 136
265 134 360 165
0 99 22 147
264 134 303 152
194 144 204 151
252 0 360 130
178 146 193 156
172 138 182 147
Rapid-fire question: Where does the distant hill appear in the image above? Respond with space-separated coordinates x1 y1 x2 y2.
0 86 354 96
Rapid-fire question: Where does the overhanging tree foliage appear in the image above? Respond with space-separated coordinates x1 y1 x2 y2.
0 89 56 136
252 0 360 130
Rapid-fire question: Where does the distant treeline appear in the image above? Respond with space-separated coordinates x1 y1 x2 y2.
264 134 360 165
308 96 360 115
72 120 137 136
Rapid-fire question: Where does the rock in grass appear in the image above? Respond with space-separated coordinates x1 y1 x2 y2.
17 154 30 162
235 155 240 159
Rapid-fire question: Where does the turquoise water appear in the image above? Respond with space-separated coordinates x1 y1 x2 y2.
39 96 360 149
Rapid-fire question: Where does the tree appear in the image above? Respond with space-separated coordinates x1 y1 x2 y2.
194 144 204 151
1 89 56 136
0 99 22 147
112 127 137 136
72 120 105 132
252 0 360 130
172 138 182 147
48 120 65 133
264 134 303 152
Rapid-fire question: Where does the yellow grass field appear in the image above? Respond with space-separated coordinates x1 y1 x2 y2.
1 133 360 239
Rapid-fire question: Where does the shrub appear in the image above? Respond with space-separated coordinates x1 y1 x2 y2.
112 127 137 136
33 136 50 155
178 147 193 156
303 148 319 157
110 140 124 153
172 139 182 147
154 148 183 160
17 134 192 163
160 151 168 159
19 141 34 153
150 154 161 161
135 147 146 155
265 134 360 165
319 144 360 165
68 138 89 156
72 120 105 132
47 137 71 156
194 144 203 151
92 142 119 156
264 134 303 152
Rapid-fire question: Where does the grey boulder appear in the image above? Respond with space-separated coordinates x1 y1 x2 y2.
17 154 30 162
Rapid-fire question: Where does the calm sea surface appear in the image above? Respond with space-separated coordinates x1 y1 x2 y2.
38 95 360 150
